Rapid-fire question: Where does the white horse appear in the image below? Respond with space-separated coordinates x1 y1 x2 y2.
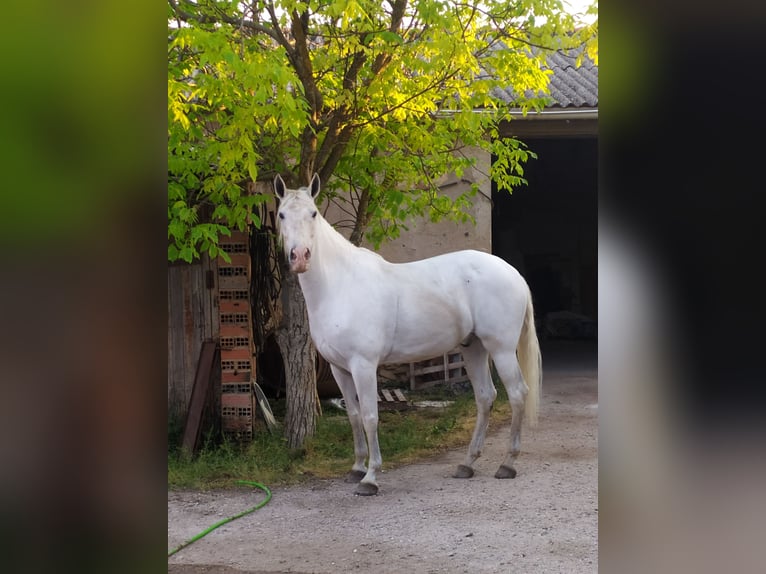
274 173 542 496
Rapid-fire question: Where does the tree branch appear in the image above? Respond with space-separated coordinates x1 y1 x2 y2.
315 0 409 181
264 0 294 56
348 186 371 246
168 0 283 44
288 9 324 184
317 123 353 185
365 0 408 83
350 66 462 130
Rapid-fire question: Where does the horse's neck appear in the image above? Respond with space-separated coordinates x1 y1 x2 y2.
298 216 357 307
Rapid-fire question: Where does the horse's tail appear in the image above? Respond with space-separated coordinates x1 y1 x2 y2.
517 288 542 427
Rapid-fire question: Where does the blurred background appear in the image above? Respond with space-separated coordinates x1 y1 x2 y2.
600 1 766 572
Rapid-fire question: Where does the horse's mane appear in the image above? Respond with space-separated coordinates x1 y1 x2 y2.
315 211 385 262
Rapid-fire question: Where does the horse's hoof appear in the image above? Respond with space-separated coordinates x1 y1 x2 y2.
494 465 517 479
453 464 474 479
345 470 366 483
354 482 379 496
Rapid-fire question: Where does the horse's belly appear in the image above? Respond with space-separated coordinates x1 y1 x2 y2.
380 336 464 365
309 308 466 368
380 305 472 364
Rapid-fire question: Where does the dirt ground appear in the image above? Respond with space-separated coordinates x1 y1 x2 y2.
168 343 597 574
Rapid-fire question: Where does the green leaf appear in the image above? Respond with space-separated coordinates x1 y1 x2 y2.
179 246 195 263
377 31 404 45
217 249 232 264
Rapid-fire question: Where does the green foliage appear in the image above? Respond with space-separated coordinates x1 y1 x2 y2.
167 0 598 259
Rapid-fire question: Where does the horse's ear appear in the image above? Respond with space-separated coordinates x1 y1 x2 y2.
310 173 320 199
274 174 286 199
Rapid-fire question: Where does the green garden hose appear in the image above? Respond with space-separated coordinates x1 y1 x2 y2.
168 480 272 558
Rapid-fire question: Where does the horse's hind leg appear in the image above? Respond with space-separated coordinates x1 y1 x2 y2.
330 364 368 483
453 339 496 479
491 350 528 478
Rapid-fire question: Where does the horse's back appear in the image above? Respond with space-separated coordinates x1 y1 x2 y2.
377 250 529 362
396 249 527 296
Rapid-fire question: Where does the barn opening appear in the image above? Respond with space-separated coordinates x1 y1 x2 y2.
492 136 597 344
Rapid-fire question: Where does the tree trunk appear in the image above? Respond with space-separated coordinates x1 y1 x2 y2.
274 268 319 449
349 187 371 247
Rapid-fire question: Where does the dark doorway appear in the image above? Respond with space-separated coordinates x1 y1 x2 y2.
492 137 597 339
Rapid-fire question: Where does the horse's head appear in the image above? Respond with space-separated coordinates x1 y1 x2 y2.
274 173 321 273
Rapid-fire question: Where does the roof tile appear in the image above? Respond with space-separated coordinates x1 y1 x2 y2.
491 48 598 109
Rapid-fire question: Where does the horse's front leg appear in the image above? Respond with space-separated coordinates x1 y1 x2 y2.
330 364 368 483
350 361 382 496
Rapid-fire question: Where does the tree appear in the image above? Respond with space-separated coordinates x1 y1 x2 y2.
168 0 597 448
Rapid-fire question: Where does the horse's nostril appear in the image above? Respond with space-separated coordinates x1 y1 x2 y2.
289 248 297 261
305 248 311 260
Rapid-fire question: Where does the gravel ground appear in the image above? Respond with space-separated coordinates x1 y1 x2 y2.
168 348 597 574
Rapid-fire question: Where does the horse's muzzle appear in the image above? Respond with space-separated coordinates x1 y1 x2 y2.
289 246 311 273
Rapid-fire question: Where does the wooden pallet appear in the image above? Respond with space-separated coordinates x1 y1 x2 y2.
409 349 469 391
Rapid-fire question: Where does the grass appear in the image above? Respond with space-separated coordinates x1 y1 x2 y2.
168 382 512 490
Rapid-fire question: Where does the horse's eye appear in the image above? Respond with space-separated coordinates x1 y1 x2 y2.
311 211 317 218
278 212 285 220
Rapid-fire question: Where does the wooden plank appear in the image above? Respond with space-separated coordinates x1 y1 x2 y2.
168 265 189 420
181 341 218 454
182 264 197 412
167 266 178 415
202 253 219 340
168 259 218 422
393 389 406 402
412 364 446 376
381 389 394 402
190 264 205 386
